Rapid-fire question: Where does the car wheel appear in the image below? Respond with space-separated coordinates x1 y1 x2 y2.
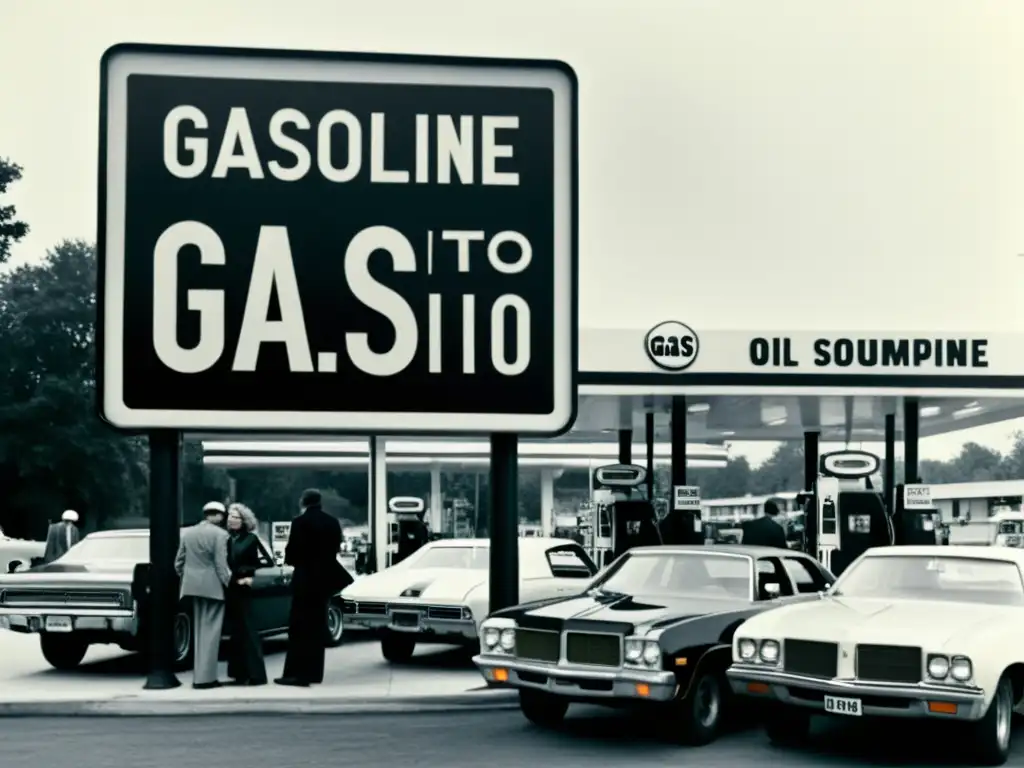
519 689 569 728
39 634 89 670
172 608 194 670
764 705 811 746
968 675 1014 766
380 632 416 663
326 601 344 647
668 670 725 746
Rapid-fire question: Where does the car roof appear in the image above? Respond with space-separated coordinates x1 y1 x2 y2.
627 544 799 557
863 545 1024 563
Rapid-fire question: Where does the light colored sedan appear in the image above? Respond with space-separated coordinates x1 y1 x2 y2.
727 545 1024 765
341 537 597 662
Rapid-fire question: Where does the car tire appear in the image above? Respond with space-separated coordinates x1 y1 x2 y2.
519 689 569 728
667 670 725 746
172 607 194 671
968 675 1014 766
764 705 811 746
380 632 416 663
40 634 89 670
326 601 344 647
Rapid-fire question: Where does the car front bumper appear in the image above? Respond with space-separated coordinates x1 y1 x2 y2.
345 610 478 642
0 606 137 635
727 664 987 720
474 654 678 703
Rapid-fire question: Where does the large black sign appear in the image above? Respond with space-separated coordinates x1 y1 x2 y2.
98 44 577 434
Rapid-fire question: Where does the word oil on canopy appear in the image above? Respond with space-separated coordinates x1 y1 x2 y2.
98 45 578 434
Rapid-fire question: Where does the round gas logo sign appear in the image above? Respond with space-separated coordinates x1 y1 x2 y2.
645 321 699 371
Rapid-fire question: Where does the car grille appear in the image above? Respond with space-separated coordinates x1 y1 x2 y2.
515 628 560 662
856 644 921 684
783 639 838 678
426 606 463 621
0 589 125 608
565 632 621 667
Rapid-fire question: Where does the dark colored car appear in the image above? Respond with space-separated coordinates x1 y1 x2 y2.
474 544 835 745
0 529 348 670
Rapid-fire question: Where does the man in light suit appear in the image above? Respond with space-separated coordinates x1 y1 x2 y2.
43 510 81 564
175 501 231 689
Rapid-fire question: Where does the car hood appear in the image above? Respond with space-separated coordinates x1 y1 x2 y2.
521 591 750 634
748 596 1010 648
342 567 486 603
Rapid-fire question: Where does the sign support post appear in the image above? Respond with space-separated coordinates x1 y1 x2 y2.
143 429 182 690
489 434 520 614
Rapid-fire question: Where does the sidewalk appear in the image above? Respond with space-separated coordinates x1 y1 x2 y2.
0 630 517 716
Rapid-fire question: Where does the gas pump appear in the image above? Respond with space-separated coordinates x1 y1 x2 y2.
892 484 942 546
810 450 891 576
386 496 428 568
589 464 662 567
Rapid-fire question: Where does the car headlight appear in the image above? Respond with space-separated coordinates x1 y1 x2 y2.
950 656 973 682
483 627 500 649
927 654 950 680
623 637 661 667
625 638 644 662
759 639 780 664
642 641 661 666
737 638 757 661
499 628 515 651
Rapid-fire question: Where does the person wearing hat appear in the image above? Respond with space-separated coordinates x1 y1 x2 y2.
174 501 232 689
43 510 81 564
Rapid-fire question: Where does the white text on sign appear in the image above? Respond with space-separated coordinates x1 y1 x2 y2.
152 223 534 377
163 106 520 186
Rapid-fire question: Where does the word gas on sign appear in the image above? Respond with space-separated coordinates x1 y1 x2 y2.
645 321 699 372
98 44 578 434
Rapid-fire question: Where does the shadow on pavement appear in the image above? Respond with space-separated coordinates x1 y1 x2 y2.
547 706 1024 765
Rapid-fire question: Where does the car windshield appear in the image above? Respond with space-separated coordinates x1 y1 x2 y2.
409 545 489 570
835 555 1024 605
592 552 752 599
59 535 149 563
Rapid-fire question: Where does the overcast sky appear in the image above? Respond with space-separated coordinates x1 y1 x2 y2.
2 0 1022 468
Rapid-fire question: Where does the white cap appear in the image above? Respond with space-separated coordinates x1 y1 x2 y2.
61 510 79 523
203 501 226 514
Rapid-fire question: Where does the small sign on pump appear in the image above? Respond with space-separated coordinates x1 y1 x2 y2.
904 485 932 509
673 485 701 511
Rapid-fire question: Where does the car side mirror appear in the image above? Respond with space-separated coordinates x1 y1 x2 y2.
7 560 22 573
764 582 781 598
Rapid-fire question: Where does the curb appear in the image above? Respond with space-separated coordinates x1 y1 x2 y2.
0 689 519 717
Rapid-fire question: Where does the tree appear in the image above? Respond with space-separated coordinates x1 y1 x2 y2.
0 240 147 537
0 158 29 264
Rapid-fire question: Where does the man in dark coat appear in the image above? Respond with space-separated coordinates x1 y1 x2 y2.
741 498 789 549
275 489 343 687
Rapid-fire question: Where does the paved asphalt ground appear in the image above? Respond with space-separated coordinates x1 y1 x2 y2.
3 708 1022 768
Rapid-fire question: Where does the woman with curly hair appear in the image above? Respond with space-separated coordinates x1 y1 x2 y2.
225 503 267 686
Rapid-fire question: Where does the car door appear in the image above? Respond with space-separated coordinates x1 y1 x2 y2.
782 554 835 595
542 544 598 598
250 537 292 633
755 556 797 601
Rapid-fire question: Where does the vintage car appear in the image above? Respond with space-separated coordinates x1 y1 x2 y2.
474 545 834 745
726 545 1024 765
0 528 348 670
342 537 598 663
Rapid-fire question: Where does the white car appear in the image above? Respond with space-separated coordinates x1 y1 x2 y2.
341 537 597 662
726 545 1024 765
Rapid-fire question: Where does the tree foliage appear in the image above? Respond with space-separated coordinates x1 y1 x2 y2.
0 158 29 264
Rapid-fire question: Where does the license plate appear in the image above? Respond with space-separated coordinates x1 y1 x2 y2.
824 695 862 716
44 616 73 633
391 611 420 629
